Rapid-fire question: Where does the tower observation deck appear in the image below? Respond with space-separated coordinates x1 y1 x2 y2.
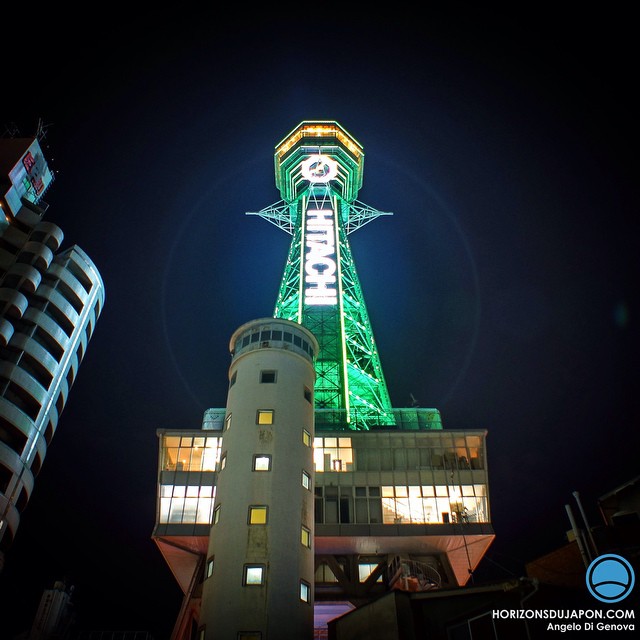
247 121 395 430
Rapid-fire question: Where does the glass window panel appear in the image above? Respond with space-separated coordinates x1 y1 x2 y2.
381 497 396 524
338 437 351 447
245 566 264 585
180 437 193 447
165 436 180 447
184 498 198 523
394 486 408 497
169 499 184 522
424 498 437 522
200 486 213 497
165 448 179 469
186 486 199 497
249 506 268 524
256 410 274 425
435 485 448 497
159 499 170 522
173 486 186 497
421 485 435 497
369 497 382 524
202 447 218 471
301 526 311 547
324 438 337 447
253 455 271 471
355 499 368 523
303 429 311 446
358 563 383 583
382 486 394 497
300 581 310 602
302 471 310 489
197 499 214 523
260 370 276 383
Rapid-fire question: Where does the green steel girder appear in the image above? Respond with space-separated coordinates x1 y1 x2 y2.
246 122 397 430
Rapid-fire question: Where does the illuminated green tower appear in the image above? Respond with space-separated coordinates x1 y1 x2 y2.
248 121 395 430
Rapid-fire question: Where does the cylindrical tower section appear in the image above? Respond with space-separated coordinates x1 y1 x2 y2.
200 318 318 640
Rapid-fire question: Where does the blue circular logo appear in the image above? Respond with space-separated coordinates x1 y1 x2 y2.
586 554 635 603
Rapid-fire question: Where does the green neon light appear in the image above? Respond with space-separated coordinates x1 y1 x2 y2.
250 121 403 430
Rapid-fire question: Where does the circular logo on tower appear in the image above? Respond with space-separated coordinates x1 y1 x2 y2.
301 155 337 182
586 553 635 603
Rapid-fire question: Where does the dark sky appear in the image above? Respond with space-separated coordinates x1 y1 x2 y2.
1 8 638 638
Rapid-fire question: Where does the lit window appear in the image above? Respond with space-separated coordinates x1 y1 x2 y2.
206 557 214 579
225 414 232 430
220 453 227 470
256 410 274 425
358 562 383 583
300 580 311 603
301 526 311 548
248 506 268 524
302 429 311 447
314 436 353 472
260 370 277 383
244 565 265 585
213 505 221 524
302 470 311 490
253 455 272 471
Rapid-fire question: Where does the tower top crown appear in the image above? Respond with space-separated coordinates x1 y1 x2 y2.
274 121 364 203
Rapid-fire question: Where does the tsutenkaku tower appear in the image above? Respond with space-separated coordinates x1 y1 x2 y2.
247 121 394 431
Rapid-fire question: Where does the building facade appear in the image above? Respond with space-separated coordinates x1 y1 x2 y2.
0 136 105 570
152 122 494 639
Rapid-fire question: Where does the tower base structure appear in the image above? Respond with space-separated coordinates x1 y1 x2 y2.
152 392 494 639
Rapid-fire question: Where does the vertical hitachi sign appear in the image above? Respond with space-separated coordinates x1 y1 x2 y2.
304 207 337 305
301 154 339 306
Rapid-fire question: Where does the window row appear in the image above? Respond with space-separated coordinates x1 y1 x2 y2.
313 436 485 472
161 436 222 472
314 484 489 525
212 504 313 538
234 328 315 359
204 560 311 602
159 485 216 525
229 369 313 402
315 560 384 584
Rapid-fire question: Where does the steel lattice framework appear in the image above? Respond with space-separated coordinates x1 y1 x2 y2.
247 121 395 430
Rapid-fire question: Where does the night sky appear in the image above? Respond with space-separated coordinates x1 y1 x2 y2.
1 9 637 638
